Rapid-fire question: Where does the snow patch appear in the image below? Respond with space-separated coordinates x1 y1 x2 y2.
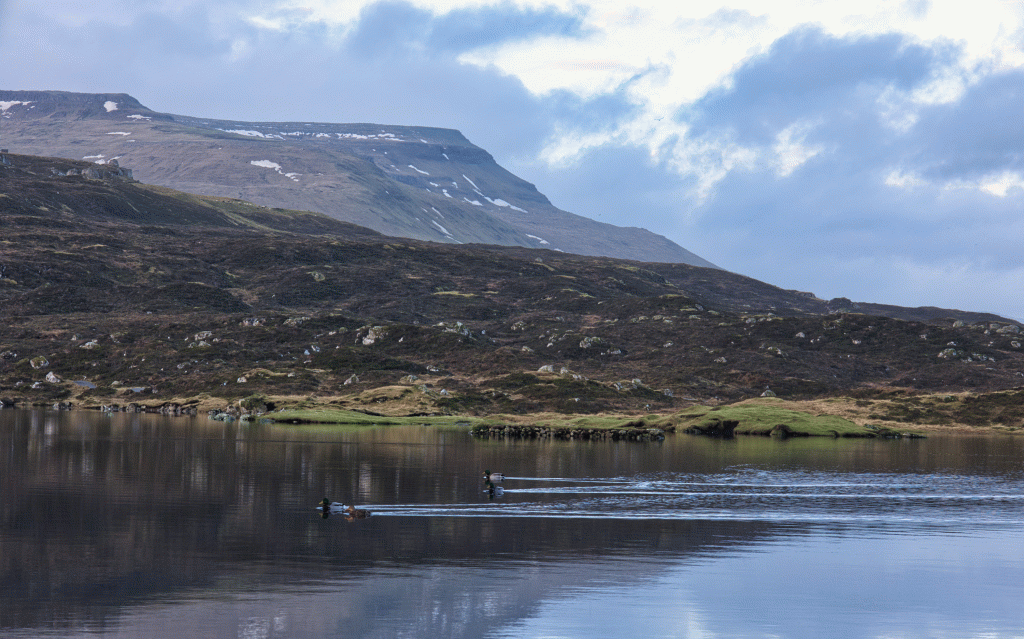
463 197 482 206
431 207 444 218
106 131 131 136
485 196 528 213
526 234 550 245
462 174 480 191
83 154 105 161
442 189 452 198
251 160 300 182
0 101 32 112
221 129 285 140
408 165 429 175
104 101 118 112
127 114 151 120
442 153 450 161
431 220 453 236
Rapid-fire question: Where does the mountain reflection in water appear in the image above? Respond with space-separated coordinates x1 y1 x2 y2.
2 408 1023 639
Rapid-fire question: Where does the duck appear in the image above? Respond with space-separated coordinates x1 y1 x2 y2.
345 504 370 519
318 497 346 512
482 470 504 482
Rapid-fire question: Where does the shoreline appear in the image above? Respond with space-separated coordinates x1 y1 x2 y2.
4 391 1022 437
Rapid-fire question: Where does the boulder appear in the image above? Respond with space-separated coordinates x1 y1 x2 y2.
30 356 49 369
45 371 62 383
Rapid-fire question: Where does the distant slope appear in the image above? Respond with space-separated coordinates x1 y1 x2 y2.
0 89 716 267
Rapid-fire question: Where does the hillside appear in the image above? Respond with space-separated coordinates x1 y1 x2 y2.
0 89 715 267
2 153 1022 421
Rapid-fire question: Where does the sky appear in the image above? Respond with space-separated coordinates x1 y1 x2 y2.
3 0 1023 320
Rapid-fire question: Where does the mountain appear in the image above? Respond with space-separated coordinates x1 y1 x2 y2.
0 89 716 267
2 152 1022 419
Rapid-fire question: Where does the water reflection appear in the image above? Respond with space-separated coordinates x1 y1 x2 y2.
3 408 1024 638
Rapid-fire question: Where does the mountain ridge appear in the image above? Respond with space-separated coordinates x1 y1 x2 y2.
0 89 716 267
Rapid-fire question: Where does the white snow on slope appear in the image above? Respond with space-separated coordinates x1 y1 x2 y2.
104 101 118 112
463 197 482 206
107 132 131 136
442 153 450 161
484 196 528 213
0 101 32 112
251 160 300 182
428 222 452 237
462 175 480 191
408 165 429 175
83 154 105 160
127 114 151 120
442 189 452 198
221 129 285 140
526 234 550 245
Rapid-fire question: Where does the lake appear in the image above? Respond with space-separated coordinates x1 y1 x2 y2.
2 408 1023 638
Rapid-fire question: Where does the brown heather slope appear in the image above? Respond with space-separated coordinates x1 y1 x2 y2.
1 153 1023 422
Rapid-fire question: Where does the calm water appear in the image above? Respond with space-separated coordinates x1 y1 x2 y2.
2 408 1024 639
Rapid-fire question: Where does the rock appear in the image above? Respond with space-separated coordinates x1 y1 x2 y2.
236 376 247 383
537 365 555 373
45 371 62 383
0 350 17 361
761 388 777 397
344 374 359 385
714 356 727 364
30 356 49 369
80 340 100 349
362 326 387 345
283 316 310 327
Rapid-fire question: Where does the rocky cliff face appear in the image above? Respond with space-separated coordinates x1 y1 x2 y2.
0 90 716 267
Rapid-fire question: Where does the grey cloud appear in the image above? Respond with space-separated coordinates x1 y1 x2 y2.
343 1 589 59
428 5 590 52
687 28 954 143
903 70 1024 180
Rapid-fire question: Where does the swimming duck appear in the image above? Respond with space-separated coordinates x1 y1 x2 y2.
345 504 370 519
318 498 346 512
483 470 504 482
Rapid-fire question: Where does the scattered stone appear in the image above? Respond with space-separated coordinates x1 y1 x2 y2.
362 326 387 345
537 365 555 373
761 388 777 397
45 371 61 383
472 424 669 442
30 356 49 369
80 340 100 349
344 374 359 385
